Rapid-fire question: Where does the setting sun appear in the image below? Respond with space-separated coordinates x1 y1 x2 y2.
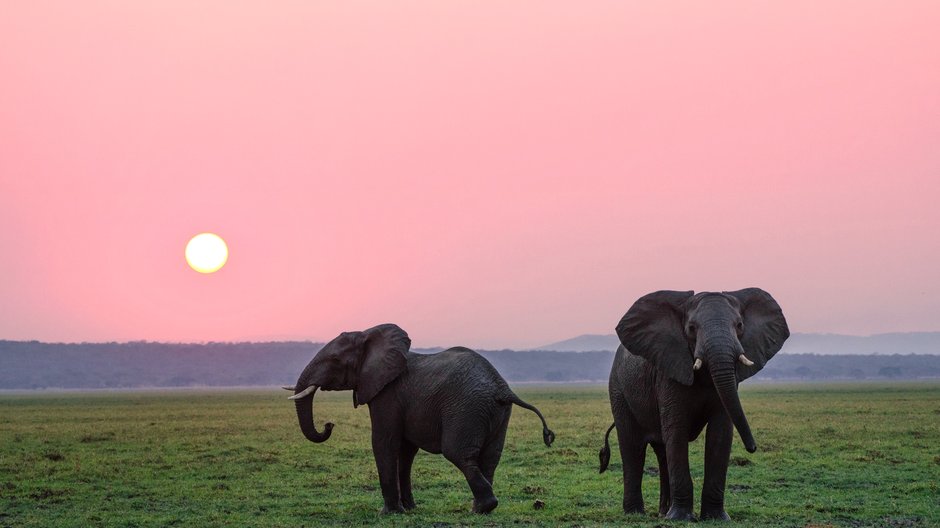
185 233 228 274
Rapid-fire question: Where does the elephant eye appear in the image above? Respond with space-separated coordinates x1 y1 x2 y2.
736 321 744 333
686 323 696 335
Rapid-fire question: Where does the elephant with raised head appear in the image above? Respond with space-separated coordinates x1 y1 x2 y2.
599 288 788 521
286 323 555 514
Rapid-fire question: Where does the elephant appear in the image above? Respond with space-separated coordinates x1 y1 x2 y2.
286 323 555 514
598 288 788 521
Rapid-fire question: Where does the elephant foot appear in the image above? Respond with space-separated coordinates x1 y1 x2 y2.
380 503 405 514
472 496 498 514
700 509 730 521
402 497 416 511
622 501 645 515
665 505 698 521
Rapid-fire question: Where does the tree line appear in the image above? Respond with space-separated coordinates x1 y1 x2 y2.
1 340 938 390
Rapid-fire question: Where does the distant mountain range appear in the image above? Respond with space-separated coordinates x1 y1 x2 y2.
535 332 940 355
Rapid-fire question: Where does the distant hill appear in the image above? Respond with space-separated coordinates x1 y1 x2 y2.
531 334 619 352
1 340 939 389
536 332 940 355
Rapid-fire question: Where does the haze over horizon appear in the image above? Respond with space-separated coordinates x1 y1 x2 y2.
5 330 940 357
2 2 939 349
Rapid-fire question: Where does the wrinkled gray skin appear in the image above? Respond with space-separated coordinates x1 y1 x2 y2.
599 288 788 521
289 323 554 514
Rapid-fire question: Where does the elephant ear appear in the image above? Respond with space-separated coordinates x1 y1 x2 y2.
616 290 695 386
354 323 410 406
725 288 790 381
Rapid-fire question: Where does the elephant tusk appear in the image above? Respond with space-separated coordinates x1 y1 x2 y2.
693 358 703 371
288 385 316 400
738 354 755 366
282 386 295 391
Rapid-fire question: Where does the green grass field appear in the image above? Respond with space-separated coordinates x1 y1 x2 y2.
1 383 937 527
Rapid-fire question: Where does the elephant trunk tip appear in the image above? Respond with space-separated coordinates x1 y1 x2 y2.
304 420 335 443
739 425 757 453
293 384 334 443
735 420 758 454
734 411 757 453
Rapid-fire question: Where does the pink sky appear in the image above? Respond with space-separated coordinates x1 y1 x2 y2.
2 2 939 349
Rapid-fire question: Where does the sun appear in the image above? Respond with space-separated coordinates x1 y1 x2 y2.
185 233 228 274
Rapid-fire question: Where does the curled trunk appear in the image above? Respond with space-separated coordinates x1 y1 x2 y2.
294 385 333 443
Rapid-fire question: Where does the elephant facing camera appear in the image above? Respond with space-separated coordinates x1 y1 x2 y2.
599 288 789 521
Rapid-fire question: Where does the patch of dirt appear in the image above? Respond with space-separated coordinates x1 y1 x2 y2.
80 432 114 443
855 450 902 464
880 516 923 528
552 448 579 458
29 488 69 501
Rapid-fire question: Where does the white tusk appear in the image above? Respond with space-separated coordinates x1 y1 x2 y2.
281 386 295 391
288 385 316 400
693 358 703 371
738 354 755 366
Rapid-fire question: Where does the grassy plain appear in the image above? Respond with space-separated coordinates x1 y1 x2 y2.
0 383 937 527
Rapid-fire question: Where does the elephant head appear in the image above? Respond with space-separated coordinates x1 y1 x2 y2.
615 288 788 452
288 323 410 443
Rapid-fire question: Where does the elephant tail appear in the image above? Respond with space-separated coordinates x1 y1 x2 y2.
506 394 555 447
599 422 615 473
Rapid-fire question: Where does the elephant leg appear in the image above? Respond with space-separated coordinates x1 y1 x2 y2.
701 414 733 521
443 428 497 514
479 407 510 486
454 459 497 514
662 421 696 521
612 392 646 514
398 440 419 511
371 427 404 514
651 442 671 516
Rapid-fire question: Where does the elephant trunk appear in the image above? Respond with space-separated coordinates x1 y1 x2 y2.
704 329 757 453
293 384 334 443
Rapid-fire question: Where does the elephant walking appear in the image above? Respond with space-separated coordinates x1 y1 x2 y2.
599 288 788 521
287 323 555 514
